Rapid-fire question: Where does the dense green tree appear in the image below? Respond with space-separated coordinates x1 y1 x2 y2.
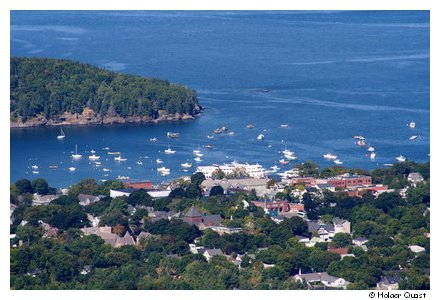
209 185 224 196
31 178 49 195
14 179 33 194
127 189 153 206
331 233 353 248
190 172 205 187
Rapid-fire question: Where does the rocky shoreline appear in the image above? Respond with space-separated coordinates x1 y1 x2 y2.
10 107 201 128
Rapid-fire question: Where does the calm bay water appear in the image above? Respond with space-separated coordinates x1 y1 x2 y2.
10 11 430 188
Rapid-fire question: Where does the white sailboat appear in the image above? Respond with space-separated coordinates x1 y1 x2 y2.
71 144 82 160
88 154 100 160
57 128 65 140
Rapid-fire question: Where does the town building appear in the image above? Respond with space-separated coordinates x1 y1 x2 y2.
32 193 58 206
293 272 350 289
376 275 401 290
196 162 266 179
78 194 106 206
181 206 222 230
123 181 154 190
327 174 372 188
81 226 135 248
333 218 351 234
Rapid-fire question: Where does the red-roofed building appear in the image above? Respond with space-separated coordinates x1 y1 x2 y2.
327 175 372 188
289 203 305 212
328 247 349 255
124 181 154 190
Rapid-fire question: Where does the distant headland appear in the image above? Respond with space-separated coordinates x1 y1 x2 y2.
10 57 202 128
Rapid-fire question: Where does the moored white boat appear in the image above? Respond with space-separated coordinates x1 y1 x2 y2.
31 165 39 169
71 144 82 160
334 159 343 165
149 138 158 142
409 135 418 140
194 157 203 162
181 162 192 168
136 161 143 165
117 175 130 180
68 167 76 172
323 153 337 160
114 155 127 162
156 158 163 164
408 121 416 128
280 124 288 128
103 168 110 172
257 133 264 140
368 146 375 152
164 147 176 154
370 152 376 159
57 128 65 140
89 154 100 160
396 155 406 162
279 159 289 165
284 153 297 160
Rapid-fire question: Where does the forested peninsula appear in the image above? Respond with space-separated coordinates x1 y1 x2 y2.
10 57 201 127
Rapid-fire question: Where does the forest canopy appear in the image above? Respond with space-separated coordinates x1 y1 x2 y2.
10 57 200 121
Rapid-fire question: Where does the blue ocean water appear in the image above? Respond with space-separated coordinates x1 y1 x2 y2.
10 11 430 188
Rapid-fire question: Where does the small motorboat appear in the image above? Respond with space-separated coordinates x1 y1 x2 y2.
334 159 343 165
156 159 163 164
68 167 76 172
279 159 289 165
257 133 264 141
89 154 100 160
370 152 376 159
246 124 254 129
280 124 289 128
149 138 158 142
409 135 418 140
167 132 180 138
181 162 192 168
408 121 416 128
164 147 176 154
114 155 127 162
396 155 406 162
323 153 337 160
194 157 203 162
368 147 375 152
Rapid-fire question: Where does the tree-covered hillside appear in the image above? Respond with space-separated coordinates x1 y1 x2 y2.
10 57 200 122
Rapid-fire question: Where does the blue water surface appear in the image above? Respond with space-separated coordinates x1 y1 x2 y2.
10 11 430 188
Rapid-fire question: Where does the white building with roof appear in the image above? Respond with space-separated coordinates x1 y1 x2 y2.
196 161 266 179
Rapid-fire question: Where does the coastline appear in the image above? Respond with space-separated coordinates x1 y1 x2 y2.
10 107 202 128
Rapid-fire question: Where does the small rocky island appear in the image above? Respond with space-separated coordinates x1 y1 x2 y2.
10 57 201 127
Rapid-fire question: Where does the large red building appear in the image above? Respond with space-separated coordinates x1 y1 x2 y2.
327 175 372 188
